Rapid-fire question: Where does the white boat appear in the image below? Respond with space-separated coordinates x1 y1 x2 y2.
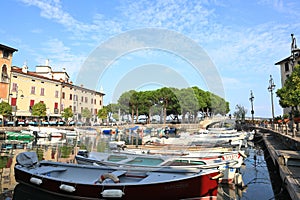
76 149 246 184
28 126 64 138
143 131 246 148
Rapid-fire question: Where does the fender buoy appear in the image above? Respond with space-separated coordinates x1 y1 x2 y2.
95 173 120 184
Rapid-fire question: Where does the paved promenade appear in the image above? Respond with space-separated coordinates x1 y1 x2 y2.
256 126 300 200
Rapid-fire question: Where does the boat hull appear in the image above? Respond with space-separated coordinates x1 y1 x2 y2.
15 158 219 200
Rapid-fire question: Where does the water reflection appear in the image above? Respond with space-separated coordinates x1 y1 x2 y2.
13 183 66 200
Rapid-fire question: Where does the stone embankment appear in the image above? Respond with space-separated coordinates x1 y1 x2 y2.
255 126 300 200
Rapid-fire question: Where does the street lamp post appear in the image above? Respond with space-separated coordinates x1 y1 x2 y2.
249 90 255 124
268 75 276 126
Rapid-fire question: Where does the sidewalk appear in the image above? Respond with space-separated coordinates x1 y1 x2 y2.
256 125 300 149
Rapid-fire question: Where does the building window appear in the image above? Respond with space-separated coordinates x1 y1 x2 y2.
1 64 8 82
94 99 96 104
31 86 35 94
11 98 17 106
3 50 9 58
40 88 45 96
30 100 35 111
95 109 97 115
85 97 88 103
54 102 59 114
62 92 65 99
69 94 72 100
55 91 59 98
12 83 18 92
284 62 289 72
81 96 84 102
100 100 102 105
91 98 93 104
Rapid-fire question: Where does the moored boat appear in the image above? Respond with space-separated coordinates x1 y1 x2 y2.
5 131 34 141
15 152 220 200
76 150 246 184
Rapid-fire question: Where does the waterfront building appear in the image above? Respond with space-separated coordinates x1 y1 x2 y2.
0 44 18 103
275 34 300 115
0 43 105 124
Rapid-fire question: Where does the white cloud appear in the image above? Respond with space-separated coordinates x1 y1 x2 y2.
259 0 300 17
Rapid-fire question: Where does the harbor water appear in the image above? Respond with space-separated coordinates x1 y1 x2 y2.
0 129 292 200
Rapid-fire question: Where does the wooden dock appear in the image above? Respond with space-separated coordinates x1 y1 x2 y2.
261 131 300 200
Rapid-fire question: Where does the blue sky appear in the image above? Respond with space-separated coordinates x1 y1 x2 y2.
2 0 300 118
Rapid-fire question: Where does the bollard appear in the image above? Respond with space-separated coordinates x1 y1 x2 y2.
292 123 296 137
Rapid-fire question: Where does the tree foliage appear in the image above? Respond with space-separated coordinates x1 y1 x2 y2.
97 107 108 120
116 86 229 123
31 102 46 117
276 64 300 110
62 107 73 121
0 102 12 126
82 108 92 119
233 104 247 121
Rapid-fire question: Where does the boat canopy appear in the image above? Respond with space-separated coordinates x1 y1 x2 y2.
16 152 38 167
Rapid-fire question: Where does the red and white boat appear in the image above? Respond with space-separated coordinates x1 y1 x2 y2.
15 152 220 200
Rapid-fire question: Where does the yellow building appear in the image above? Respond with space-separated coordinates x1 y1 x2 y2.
1 43 105 124
0 44 18 102
9 62 104 123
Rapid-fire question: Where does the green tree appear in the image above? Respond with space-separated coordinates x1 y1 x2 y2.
82 108 92 123
276 64 300 115
0 102 12 126
118 90 136 122
31 102 47 125
233 104 247 122
97 107 108 123
62 107 73 122
176 88 197 123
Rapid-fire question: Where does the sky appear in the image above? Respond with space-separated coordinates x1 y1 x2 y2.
1 0 300 118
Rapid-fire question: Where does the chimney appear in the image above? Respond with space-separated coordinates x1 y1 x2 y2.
45 59 50 66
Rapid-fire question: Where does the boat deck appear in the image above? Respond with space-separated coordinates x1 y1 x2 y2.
19 161 203 185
